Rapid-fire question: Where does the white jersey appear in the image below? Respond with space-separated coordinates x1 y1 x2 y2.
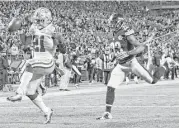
29 23 56 59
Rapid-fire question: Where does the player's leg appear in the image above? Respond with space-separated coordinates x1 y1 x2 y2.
72 65 81 88
28 93 53 124
125 73 130 85
26 74 53 124
39 76 47 96
131 57 165 84
25 59 55 124
7 58 55 101
72 65 82 76
28 58 54 94
97 64 127 120
7 63 33 101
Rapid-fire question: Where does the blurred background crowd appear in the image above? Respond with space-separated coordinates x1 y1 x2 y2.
0 1 179 91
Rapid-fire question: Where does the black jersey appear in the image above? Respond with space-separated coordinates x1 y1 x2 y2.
113 22 135 64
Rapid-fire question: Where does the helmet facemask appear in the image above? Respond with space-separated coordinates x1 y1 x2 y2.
32 7 52 29
108 13 124 29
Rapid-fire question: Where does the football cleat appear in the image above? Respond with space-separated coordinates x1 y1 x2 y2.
7 94 22 102
152 66 166 84
125 77 129 85
96 112 113 120
134 76 139 84
44 109 53 124
75 84 79 89
64 89 70 91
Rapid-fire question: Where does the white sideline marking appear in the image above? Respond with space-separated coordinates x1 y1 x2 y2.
0 106 179 109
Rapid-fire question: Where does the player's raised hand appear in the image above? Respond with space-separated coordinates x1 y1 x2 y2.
144 32 156 45
116 51 129 60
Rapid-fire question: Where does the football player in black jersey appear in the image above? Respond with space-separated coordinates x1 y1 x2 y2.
97 13 166 120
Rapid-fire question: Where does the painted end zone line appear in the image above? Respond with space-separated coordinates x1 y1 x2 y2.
0 105 179 109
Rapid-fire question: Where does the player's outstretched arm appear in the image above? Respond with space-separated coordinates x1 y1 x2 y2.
127 35 146 55
127 33 155 55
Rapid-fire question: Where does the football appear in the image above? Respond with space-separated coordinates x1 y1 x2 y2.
8 18 22 32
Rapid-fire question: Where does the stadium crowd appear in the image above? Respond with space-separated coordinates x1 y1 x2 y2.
0 1 179 91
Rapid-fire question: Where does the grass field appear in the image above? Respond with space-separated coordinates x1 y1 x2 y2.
0 80 179 128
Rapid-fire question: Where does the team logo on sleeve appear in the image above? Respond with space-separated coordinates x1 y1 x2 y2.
118 35 123 40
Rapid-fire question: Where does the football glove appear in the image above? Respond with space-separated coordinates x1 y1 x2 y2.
116 51 129 61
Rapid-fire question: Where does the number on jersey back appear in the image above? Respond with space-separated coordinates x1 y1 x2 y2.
33 35 45 52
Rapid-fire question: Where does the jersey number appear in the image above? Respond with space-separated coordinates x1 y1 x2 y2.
33 35 45 52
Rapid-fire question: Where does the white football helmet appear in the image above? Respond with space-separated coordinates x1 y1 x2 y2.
32 7 52 28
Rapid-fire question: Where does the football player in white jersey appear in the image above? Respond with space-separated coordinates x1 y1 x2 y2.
7 7 61 124
97 13 166 120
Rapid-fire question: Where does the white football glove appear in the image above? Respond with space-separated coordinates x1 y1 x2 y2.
116 51 129 60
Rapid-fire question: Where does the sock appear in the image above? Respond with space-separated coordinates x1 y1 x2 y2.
28 93 49 115
105 86 115 113
16 71 33 95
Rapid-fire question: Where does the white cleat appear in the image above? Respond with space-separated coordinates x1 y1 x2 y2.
134 76 139 84
7 94 22 102
96 112 113 120
125 77 129 85
44 109 53 124
75 84 79 89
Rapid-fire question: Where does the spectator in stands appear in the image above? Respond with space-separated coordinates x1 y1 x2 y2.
153 50 162 68
10 42 19 61
100 46 113 85
95 52 103 82
76 57 83 83
0 52 9 90
164 55 179 80
0 1 179 88
59 53 72 91
85 53 96 84
173 56 178 78
71 54 81 88
148 50 163 77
